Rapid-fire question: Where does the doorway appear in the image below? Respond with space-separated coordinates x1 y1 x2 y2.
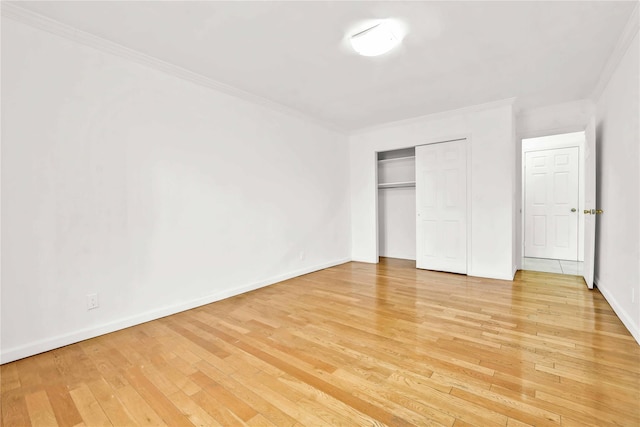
521 132 585 275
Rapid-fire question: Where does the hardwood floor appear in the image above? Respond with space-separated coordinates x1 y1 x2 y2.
2 258 639 426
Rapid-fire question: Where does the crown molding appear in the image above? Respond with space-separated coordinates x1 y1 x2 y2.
351 97 517 136
1 2 347 134
590 2 639 102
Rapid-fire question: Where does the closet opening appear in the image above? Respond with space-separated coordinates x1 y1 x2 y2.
377 147 416 261
376 139 470 274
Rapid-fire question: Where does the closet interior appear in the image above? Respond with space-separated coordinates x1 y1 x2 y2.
377 147 416 260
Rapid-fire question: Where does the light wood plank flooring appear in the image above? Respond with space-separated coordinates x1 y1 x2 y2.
2 258 639 426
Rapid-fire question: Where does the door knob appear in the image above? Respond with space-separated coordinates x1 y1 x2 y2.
584 210 591 214
571 208 576 212
595 209 604 214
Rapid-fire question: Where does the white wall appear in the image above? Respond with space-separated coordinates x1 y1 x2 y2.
350 102 516 280
516 100 594 140
594 31 640 343
1 17 351 363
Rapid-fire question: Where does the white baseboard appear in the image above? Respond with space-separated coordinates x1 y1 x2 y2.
469 269 515 281
0 258 351 364
379 254 417 261
351 257 378 263
595 276 640 345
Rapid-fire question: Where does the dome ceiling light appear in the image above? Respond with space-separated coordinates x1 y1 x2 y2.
350 20 401 57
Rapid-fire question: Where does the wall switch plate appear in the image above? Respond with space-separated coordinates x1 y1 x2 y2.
87 293 99 310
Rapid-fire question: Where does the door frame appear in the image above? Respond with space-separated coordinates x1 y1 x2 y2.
375 134 472 276
520 132 586 263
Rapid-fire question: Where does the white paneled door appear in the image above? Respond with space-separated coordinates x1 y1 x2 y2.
524 147 579 261
416 140 467 274
583 118 596 289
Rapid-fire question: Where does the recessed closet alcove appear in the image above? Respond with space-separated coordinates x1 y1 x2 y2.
377 147 416 261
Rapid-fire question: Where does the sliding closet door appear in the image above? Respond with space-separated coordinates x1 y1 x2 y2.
416 140 467 274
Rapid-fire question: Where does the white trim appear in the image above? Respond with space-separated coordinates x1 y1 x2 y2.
0 2 346 134
595 277 640 346
470 272 515 282
0 258 351 364
352 98 517 136
351 257 377 264
591 2 640 102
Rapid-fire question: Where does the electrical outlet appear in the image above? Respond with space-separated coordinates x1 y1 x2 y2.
299 251 305 261
87 293 99 310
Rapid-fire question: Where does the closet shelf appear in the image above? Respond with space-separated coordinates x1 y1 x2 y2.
377 156 415 164
378 181 416 189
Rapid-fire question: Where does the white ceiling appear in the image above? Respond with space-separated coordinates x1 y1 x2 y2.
10 1 636 131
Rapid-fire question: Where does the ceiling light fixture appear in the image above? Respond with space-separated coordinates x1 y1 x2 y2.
350 20 400 57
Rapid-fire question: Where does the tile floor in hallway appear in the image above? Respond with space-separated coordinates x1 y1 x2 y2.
522 257 584 275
